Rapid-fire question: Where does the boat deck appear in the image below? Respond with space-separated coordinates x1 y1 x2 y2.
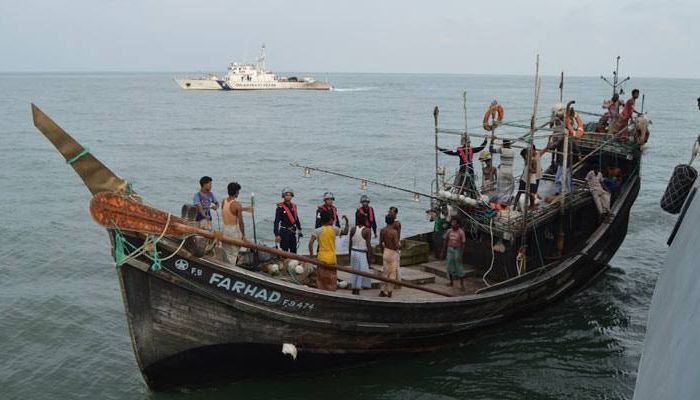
277 257 487 299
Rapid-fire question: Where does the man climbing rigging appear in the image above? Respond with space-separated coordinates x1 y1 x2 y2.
438 135 488 192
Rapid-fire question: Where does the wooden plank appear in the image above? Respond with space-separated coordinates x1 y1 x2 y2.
336 266 436 289
420 260 477 279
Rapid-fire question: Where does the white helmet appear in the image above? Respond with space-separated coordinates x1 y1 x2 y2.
323 191 335 200
281 187 294 197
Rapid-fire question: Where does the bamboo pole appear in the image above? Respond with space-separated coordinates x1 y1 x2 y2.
89 192 454 297
559 71 564 102
290 163 441 201
519 55 542 271
434 106 440 195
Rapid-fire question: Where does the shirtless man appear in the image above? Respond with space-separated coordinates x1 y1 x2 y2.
379 214 401 298
387 206 402 239
221 182 253 264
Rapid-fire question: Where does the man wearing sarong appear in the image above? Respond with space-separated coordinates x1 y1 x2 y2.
379 214 401 298
221 182 253 264
308 209 348 291
442 218 467 290
348 213 372 295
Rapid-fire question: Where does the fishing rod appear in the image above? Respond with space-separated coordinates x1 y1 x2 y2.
290 163 442 201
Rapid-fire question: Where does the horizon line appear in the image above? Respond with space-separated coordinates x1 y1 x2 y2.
1 70 698 80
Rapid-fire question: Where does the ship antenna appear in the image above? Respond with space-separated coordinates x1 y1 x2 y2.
601 56 630 96
259 44 267 72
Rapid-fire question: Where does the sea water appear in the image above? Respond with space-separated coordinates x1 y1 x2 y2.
1 72 698 399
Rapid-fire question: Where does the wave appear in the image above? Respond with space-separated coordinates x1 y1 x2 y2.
331 86 378 92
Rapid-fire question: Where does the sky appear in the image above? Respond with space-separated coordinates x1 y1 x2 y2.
1 0 698 78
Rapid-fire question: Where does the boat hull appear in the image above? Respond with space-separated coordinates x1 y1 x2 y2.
116 176 639 390
174 79 227 90
225 80 332 90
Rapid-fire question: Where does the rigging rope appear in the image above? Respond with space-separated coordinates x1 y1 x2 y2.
66 147 90 165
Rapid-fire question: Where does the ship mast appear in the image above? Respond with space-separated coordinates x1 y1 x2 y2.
258 44 267 72
600 56 630 96
518 55 542 273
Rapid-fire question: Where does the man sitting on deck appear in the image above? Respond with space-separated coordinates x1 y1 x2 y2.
441 218 467 290
308 209 349 291
194 176 219 230
585 165 612 223
379 214 401 298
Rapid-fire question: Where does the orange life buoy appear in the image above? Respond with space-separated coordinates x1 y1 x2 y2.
565 110 585 137
483 104 505 131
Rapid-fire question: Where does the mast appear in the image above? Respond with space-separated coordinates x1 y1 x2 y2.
556 101 574 256
462 91 469 145
558 71 564 102
520 55 541 263
601 56 630 96
434 106 440 196
258 44 267 72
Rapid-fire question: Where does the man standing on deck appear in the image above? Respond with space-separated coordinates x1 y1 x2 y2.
438 135 488 192
614 89 641 138
308 209 348 291
355 195 377 238
194 176 219 230
348 213 373 295
490 138 515 203
221 182 254 264
379 214 401 298
387 206 401 239
441 218 467 290
274 188 302 253
315 192 340 229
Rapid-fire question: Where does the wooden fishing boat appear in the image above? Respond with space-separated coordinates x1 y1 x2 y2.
30 63 646 390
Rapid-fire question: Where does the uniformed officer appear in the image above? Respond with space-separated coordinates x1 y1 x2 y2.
315 191 340 229
274 188 302 253
355 194 377 238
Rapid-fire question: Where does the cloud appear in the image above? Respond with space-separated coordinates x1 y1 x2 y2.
0 0 698 78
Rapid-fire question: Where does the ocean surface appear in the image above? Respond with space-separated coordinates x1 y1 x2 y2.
1 72 698 399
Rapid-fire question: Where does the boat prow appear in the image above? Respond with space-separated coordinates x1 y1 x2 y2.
31 104 129 195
